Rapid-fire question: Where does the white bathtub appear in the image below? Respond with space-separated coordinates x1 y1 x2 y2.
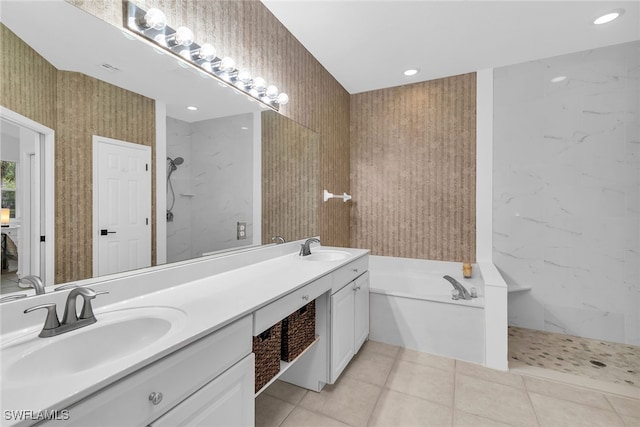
369 256 486 364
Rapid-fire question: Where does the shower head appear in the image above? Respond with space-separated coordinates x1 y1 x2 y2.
167 156 184 171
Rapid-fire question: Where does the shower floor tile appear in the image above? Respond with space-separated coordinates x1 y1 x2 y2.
508 326 640 388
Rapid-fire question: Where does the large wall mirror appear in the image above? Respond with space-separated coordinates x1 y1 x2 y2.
0 1 319 295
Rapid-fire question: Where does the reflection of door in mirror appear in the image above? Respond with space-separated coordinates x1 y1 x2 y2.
0 116 49 294
93 136 152 276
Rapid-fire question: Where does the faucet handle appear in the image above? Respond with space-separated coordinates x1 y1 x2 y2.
54 283 79 291
24 303 61 334
79 290 109 320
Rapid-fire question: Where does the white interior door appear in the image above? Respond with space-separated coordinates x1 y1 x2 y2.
93 136 151 277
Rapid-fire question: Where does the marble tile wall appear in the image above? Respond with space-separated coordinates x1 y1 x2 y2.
166 117 193 263
493 41 640 345
166 114 254 263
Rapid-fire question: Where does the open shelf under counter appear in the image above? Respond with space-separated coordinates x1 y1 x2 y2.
255 336 320 397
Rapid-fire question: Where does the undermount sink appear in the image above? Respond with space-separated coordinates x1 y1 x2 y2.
2 306 187 383
301 250 351 262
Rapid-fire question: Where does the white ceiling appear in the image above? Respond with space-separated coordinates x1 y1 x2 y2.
261 0 640 94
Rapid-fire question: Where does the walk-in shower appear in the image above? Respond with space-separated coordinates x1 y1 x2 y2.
166 156 184 222
494 41 639 389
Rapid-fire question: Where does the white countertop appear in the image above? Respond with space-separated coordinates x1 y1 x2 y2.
0 245 368 426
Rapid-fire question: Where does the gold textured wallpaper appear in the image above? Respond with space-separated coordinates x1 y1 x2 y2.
55 71 156 283
69 0 352 248
0 24 56 130
262 111 319 244
1 25 156 284
350 73 477 262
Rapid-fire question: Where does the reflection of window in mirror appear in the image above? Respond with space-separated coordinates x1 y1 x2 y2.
1 161 17 219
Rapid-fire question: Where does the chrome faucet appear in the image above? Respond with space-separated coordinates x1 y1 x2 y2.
18 275 45 295
24 287 108 338
443 275 472 300
271 236 286 244
299 238 320 256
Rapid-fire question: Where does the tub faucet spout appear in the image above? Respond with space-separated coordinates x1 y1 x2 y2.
19 275 45 295
443 275 472 300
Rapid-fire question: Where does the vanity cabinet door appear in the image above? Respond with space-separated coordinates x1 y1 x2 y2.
149 354 255 427
330 282 355 382
40 316 252 427
353 272 370 353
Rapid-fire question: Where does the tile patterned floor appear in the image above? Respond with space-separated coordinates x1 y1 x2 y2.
256 340 640 427
508 326 640 388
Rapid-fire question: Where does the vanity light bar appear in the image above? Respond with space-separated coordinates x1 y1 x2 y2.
125 2 288 111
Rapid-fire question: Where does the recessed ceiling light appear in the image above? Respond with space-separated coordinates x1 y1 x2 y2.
240 126 249 130
187 106 198 111
551 76 567 83
593 9 624 25
403 68 420 77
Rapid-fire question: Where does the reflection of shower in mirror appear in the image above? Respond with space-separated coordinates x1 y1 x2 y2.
166 156 184 222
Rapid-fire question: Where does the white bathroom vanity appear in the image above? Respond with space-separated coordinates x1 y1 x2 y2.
0 240 369 427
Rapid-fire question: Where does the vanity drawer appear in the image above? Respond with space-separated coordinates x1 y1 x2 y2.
253 274 331 335
43 316 252 427
332 256 368 294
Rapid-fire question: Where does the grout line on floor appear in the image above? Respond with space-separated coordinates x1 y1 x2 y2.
510 361 640 399
523 385 543 426
450 360 457 427
364 352 397 427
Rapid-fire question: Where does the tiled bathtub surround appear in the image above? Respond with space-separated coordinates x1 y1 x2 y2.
509 326 640 388
256 340 640 426
493 41 640 345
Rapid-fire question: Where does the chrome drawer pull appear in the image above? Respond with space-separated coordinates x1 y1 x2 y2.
302 294 309 301
149 392 163 405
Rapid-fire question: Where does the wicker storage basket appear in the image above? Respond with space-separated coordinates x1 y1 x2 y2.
281 300 316 362
253 321 282 392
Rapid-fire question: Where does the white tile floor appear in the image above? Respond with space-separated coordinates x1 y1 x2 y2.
256 340 640 427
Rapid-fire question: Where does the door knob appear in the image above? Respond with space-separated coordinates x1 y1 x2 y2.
100 229 116 236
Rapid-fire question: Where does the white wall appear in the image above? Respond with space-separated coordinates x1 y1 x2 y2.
493 41 640 345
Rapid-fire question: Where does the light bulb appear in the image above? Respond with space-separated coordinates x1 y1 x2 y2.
593 11 621 25
179 49 191 60
248 88 259 98
253 77 266 91
266 85 278 100
153 34 167 47
237 69 251 84
201 62 213 73
550 76 567 83
219 57 236 72
142 8 166 30
198 43 216 61
277 93 289 105
174 27 194 46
